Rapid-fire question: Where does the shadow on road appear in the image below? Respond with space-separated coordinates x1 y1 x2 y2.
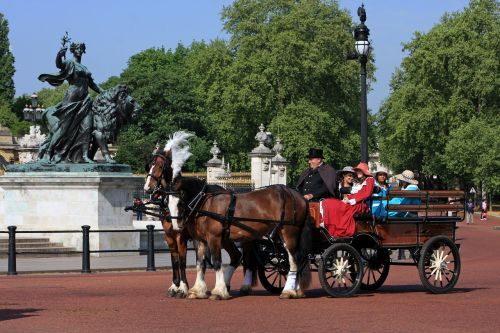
0 308 43 321
369 285 482 294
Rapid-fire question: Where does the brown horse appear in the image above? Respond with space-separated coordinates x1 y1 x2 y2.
172 176 312 300
142 132 194 298
143 132 243 298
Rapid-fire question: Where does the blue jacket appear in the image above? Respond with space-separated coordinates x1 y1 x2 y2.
371 183 391 218
388 184 420 217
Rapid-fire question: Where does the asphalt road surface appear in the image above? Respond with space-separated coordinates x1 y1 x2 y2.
1 216 499 333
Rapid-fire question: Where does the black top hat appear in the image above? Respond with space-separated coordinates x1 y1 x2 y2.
307 148 323 159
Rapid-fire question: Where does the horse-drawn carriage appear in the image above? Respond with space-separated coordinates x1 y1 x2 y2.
255 190 464 297
135 131 464 299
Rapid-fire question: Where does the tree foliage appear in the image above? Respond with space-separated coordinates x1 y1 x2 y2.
377 0 499 191
0 13 15 103
443 117 500 193
195 0 372 177
93 0 372 177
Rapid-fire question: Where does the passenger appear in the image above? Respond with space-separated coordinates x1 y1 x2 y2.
296 148 338 202
371 169 392 218
337 166 356 200
321 162 374 237
387 170 420 217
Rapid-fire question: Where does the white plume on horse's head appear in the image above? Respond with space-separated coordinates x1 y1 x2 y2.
164 131 194 178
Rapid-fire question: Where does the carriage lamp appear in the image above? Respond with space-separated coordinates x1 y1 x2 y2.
349 4 371 163
23 93 45 125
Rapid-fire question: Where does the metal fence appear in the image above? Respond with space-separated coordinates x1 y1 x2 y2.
0 225 183 275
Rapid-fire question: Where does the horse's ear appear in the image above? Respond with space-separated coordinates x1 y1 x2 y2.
144 162 150 173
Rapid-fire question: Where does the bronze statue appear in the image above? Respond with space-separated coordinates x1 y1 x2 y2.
89 85 141 163
37 34 141 164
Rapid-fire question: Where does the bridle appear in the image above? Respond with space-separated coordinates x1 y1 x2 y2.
146 153 173 196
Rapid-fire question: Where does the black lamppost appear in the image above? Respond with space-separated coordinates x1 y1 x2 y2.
23 93 44 127
350 4 370 163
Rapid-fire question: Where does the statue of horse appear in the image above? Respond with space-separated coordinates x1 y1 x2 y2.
89 84 142 163
144 131 312 300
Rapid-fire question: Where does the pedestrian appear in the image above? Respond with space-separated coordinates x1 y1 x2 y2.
134 197 144 221
480 199 488 221
466 199 474 224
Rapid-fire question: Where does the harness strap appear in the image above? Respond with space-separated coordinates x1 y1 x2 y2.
224 192 237 239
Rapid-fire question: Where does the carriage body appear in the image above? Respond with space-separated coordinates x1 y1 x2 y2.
256 190 465 297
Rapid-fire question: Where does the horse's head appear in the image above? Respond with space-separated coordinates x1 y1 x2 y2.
144 148 173 193
143 131 194 193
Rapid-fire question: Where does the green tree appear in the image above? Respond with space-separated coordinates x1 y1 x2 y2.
378 0 499 187
109 45 208 172
0 13 15 103
443 117 500 193
197 0 372 178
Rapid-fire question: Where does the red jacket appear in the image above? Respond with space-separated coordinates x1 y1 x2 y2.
347 177 374 204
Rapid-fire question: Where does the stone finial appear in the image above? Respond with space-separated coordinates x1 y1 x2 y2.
251 124 272 154
272 138 287 163
210 140 221 159
255 124 267 144
273 138 284 156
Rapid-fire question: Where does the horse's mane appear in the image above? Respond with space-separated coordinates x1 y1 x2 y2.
176 176 227 203
164 131 194 178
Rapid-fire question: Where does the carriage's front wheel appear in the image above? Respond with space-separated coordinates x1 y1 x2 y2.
418 236 460 294
319 243 362 297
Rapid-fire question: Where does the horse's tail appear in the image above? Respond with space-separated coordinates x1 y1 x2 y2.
295 194 312 290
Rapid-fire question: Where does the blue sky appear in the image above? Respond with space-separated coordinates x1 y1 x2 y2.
1 0 470 112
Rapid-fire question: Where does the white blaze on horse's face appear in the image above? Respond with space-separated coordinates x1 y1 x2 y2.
144 164 156 191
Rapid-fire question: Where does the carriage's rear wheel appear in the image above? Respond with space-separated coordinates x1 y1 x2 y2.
255 238 289 294
359 248 390 291
418 236 460 294
319 243 362 297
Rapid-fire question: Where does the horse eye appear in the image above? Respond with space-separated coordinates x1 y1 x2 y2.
144 162 150 173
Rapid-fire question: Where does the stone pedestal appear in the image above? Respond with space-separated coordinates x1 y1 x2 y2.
0 166 143 256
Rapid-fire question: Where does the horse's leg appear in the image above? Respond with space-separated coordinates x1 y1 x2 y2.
239 242 258 296
163 228 181 298
187 241 209 299
168 195 180 231
222 239 241 294
280 240 300 299
175 231 189 298
208 236 231 300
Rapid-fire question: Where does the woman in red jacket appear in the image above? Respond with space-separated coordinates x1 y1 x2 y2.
322 162 374 237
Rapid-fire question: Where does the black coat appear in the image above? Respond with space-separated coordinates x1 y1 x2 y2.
296 164 338 199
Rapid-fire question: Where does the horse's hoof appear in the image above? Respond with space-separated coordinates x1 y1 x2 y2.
239 285 252 296
296 290 307 298
279 290 297 299
167 289 177 298
187 292 198 299
175 292 187 299
209 294 222 301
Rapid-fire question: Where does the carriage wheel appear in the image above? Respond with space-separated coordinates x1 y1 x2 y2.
255 239 289 294
319 243 362 297
359 248 390 291
418 236 461 294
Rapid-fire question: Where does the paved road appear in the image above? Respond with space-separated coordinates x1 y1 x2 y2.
0 216 499 333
